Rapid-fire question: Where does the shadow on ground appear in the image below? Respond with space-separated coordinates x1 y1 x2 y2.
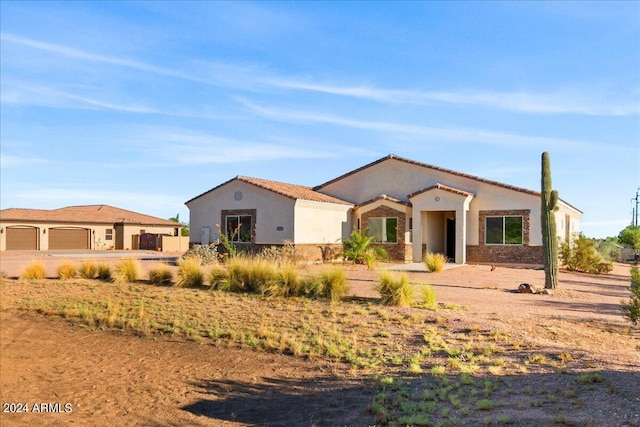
182 375 375 426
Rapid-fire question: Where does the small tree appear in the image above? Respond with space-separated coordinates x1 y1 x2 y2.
621 267 640 325
560 233 613 274
618 225 640 250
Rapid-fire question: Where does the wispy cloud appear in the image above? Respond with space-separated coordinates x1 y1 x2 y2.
5 33 636 117
0 154 49 169
237 98 618 151
265 79 640 116
118 128 362 167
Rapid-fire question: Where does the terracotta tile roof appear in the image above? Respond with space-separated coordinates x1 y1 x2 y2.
0 205 178 226
186 176 353 206
408 183 475 199
356 194 411 209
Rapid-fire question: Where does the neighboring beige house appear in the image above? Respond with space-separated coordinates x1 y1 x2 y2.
0 205 185 252
186 154 582 264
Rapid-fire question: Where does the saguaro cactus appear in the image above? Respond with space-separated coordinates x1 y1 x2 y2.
541 152 559 289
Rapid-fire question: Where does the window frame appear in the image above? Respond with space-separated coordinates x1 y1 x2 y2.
485 215 523 246
225 214 252 243
368 217 398 244
105 228 113 241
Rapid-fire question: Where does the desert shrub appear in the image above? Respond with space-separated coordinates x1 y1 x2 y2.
174 258 205 288
148 265 173 285
56 262 77 280
424 252 447 273
78 261 98 279
376 272 414 306
20 262 47 280
113 258 142 283
96 263 112 281
621 266 640 325
421 284 437 308
560 234 613 274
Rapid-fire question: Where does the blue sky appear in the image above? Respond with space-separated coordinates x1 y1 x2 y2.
1 1 638 238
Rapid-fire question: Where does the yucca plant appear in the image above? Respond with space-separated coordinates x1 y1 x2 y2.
57 261 77 280
20 261 47 280
113 258 142 283
174 258 205 288
424 252 447 273
78 261 98 279
376 271 414 306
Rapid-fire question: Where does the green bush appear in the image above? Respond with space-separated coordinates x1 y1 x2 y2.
20 262 47 280
560 234 613 274
175 258 205 288
424 252 447 273
376 272 414 306
621 266 640 325
113 258 142 283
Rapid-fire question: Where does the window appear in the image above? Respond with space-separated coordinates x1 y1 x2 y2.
225 215 252 242
486 216 523 245
105 229 113 240
368 217 398 243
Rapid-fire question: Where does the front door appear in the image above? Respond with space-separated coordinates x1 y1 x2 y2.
446 218 456 261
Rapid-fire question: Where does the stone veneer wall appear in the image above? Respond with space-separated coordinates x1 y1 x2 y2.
361 205 410 262
466 209 543 265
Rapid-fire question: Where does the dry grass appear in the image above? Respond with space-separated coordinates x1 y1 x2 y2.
424 252 447 273
376 271 413 306
112 258 141 283
20 262 47 280
56 261 77 280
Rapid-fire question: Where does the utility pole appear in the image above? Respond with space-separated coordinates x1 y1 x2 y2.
635 188 640 227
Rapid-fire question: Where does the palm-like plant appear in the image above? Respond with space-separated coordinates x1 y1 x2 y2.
343 228 378 264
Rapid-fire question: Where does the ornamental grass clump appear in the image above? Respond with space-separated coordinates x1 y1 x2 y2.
57 261 77 280
78 261 98 279
96 263 112 281
148 264 173 285
421 284 437 308
113 258 142 283
376 271 414 306
174 258 205 288
424 252 447 273
20 262 47 280
301 267 348 302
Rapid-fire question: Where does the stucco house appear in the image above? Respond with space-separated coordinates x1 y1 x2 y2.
186 154 582 264
0 205 184 251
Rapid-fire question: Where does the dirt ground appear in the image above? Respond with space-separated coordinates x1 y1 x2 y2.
1 252 639 426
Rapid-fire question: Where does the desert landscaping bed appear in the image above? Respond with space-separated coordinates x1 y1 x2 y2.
1 256 639 426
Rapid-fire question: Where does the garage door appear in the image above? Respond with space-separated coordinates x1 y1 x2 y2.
49 228 90 250
6 227 39 250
